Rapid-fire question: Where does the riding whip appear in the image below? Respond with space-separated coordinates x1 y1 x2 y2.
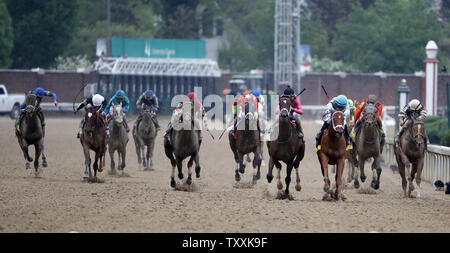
297 88 306 97
206 128 215 140
321 85 331 100
72 82 89 112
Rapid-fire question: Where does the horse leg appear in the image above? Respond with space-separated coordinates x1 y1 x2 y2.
405 161 413 197
252 151 262 184
319 154 331 193
176 156 183 180
411 161 422 199
352 161 360 189
275 160 283 190
335 158 346 200
134 136 142 166
83 145 91 180
120 147 126 172
238 152 245 174
20 139 33 166
395 150 408 197
149 139 155 169
109 147 116 175
93 152 99 181
194 152 201 178
164 137 177 188
414 158 424 199
284 162 294 199
294 162 301 192
141 144 147 168
359 157 367 183
187 156 193 185
370 156 381 190
267 157 274 183
34 143 41 176
232 149 241 182
41 141 47 167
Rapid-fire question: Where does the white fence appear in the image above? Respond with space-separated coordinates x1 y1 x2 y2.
382 138 450 183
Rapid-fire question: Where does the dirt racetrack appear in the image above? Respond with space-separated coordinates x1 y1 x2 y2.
1 117 450 233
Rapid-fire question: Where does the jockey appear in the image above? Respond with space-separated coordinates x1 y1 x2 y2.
279 86 304 139
351 94 385 140
226 92 259 137
347 99 356 125
164 92 208 144
252 90 265 116
15 87 58 137
104 90 130 133
396 99 427 141
315 94 352 152
134 89 160 134
74 94 108 139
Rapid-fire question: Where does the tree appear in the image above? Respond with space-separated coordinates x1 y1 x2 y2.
155 0 201 39
6 0 77 69
332 0 442 73
0 0 13 68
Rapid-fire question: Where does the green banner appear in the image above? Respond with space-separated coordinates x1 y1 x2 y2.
111 37 205 59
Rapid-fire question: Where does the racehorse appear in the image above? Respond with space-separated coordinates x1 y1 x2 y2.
228 99 262 184
394 113 426 198
164 101 202 188
354 104 383 190
133 106 157 170
16 94 47 176
317 109 347 200
266 96 305 199
108 104 128 175
80 105 107 182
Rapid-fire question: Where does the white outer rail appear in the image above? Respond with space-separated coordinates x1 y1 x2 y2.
382 138 450 183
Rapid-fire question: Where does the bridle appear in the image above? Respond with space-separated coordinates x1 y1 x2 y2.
279 97 291 117
410 117 425 145
331 111 345 132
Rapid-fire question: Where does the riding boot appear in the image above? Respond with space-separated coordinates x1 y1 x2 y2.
351 119 361 139
123 119 130 133
153 117 161 131
294 116 304 139
316 121 329 151
344 125 352 150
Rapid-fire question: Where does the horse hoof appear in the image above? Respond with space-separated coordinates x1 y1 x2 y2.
354 180 360 189
252 176 257 185
323 187 330 193
25 163 31 170
186 177 192 185
295 184 302 192
371 180 380 190
277 182 283 190
239 167 245 174
409 185 415 192
27 157 33 162
170 179 176 188
178 173 184 180
360 176 366 183
195 167 201 177
256 171 261 180
42 161 48 168
267 174 273 183
98 167 103 173
235 174 241 182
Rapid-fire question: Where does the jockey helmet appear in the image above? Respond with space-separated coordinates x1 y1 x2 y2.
367 94 377 104
144 89 154 100
187 92 197 100
116 90 125 98
92 94 104 107
32 87 45 97
408 99 422 111
283 86 295 95
334 95 348 108
252 90 261 97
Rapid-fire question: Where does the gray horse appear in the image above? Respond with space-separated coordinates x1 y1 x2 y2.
228 100 262 184
108 104 129 175
164 101 202 188
16 94 47 176
133 107 157 170
354 104 383 190
394 114 426 198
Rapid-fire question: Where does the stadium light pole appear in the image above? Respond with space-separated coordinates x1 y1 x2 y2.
107 0 111 57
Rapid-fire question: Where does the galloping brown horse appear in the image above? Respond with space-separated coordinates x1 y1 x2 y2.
80 105 107 182
228 99 262 184
266 96 305 199
394 114 426 198
317 109 347 200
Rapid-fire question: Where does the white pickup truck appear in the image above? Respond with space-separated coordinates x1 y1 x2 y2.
0 84 25 119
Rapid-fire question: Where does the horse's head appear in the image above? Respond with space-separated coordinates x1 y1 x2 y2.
84 105 100 135
279 96 291 118
244 99 257 120
362 104 377 126
410 114 426 145
331 109 345 138
23 94 38 118
112 104 124 124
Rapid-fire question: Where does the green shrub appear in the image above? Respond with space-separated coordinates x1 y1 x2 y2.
424 116 448 144
441 130 450 147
